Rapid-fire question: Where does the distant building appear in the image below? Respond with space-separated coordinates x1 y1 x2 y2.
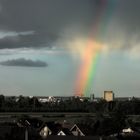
122 127 134 133
103 91 114 102
90 94 94 102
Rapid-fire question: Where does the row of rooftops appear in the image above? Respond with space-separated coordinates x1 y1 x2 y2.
1 118 140 140
17 118 87 137
0 119 99 139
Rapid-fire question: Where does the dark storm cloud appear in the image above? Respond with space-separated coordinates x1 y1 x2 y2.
0 58 47 67
0 0 140 50
0 0 95 49
0 31 55 49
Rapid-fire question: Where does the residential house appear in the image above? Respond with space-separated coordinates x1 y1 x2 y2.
70 124 85 136
17 117 43 129
57 128 72 136
39 124 52 138
39 122 62 138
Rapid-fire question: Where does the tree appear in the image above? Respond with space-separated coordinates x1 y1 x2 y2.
0 95 4 109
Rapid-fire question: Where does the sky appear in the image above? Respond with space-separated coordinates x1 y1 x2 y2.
0 0 140 97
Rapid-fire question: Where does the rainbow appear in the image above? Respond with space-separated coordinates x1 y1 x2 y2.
75 0 116 97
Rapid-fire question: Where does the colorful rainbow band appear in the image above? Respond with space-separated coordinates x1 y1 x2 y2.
75 0 117 97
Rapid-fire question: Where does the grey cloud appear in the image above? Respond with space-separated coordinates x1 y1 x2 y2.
0 0 96 49
0 31 55 49
0 0 140 51
0 58 47 67
0 31 35 39
0 30 36 49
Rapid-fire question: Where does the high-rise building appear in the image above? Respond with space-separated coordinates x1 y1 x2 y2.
103 91 114 101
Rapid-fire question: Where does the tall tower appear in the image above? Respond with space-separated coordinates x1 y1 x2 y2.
103 91 114 102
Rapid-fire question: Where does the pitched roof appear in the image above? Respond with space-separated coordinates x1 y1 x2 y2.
39 122 62 135
57 128 72 135
70 124 85 136
70 124 92 136
17 117 43 129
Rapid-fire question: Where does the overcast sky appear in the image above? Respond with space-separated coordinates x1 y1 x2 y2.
0 0 140 97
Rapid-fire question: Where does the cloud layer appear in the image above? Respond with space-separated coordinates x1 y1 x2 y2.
0 0 140 56
0 58 47 67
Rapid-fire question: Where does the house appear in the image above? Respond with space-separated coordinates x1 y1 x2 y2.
57 130 66 136
70 124 85 136
39 122 62 138
17 117 43 129
57 128 72 136
39 124 52 138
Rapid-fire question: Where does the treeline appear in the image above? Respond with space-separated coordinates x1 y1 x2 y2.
0 95 140 115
